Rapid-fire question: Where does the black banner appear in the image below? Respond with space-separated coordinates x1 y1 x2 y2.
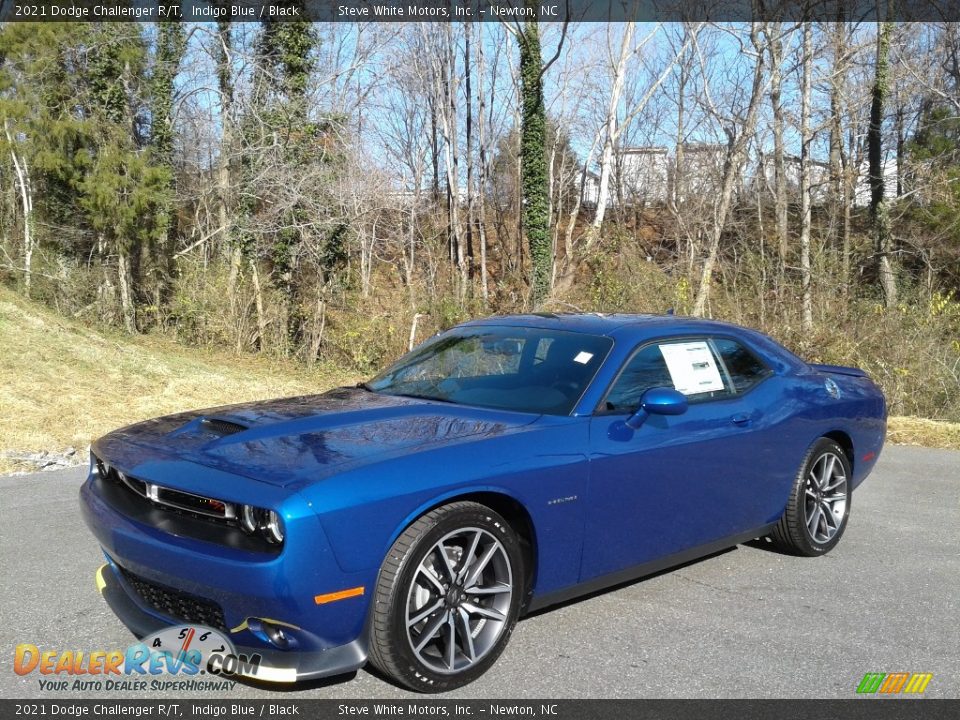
3 700 960 720
2 0 960 23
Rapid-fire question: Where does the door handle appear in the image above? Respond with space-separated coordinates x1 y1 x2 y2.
731 414 751 426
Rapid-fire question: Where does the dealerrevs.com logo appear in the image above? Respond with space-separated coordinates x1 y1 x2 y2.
856 672 933 695
13 625 262 692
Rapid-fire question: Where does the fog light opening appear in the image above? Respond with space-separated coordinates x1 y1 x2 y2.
262 621 290 649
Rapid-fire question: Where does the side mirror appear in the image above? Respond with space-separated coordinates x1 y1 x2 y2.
625 387 688 429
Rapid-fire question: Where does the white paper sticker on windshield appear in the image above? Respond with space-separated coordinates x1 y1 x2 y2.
658 341 724 395
573 351 593 364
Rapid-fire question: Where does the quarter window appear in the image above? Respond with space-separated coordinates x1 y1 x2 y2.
711 338 771 392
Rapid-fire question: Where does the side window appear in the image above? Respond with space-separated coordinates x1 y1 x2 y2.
603 338 733 413
711 338 771 392
603 345 673 412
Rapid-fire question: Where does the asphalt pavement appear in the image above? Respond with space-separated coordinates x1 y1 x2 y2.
1 445 957 699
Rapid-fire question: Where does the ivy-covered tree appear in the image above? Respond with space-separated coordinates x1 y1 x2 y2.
517 21 551 308
150 17 186 304
236 7 349 355
81 23 170 331
869 22 898 309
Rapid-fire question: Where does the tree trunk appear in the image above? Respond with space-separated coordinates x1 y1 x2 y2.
4 120 33 298
767 26 789 277
829 19 852 309
476 24 490 304
215 22 238 314
307 295 326 366
671 52 690 274
464 23 475 285
869 22 897 309
117 250 135 333
435 24 465 295
250 258 267 352
580 23 635 257
799 21 814 333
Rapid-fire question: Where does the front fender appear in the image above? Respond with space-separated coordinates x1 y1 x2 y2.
300 418 591 598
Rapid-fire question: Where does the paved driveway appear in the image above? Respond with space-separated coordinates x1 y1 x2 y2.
2 445 957 698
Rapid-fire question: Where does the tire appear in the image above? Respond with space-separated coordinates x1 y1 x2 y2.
368 501 525 693
771 438 852 556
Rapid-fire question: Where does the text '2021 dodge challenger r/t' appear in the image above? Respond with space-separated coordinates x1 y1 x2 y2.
80 313 886 692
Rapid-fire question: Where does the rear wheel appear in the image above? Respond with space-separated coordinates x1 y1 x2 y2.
368 502 524 692
771 438 851 556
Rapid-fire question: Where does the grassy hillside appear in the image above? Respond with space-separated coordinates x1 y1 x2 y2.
0 286 956 474
0 287 357 473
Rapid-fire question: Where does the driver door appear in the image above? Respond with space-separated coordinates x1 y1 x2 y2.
579 335 781 581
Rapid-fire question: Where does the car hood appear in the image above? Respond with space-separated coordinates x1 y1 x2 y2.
94 387 538 487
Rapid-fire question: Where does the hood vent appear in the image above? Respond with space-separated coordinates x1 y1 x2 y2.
201 417 248 437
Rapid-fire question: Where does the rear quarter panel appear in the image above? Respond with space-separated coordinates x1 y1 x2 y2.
794 369 887 488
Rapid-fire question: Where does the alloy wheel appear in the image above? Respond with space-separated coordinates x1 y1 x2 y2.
803 451 848 544
405 527 513 674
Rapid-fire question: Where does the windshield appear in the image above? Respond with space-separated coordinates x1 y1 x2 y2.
366 326 613 415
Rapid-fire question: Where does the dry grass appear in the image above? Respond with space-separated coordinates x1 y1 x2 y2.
1 287 957 474
887 416 960 450
0 287 357 473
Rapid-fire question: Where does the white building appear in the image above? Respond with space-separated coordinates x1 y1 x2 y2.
853 155 899 207
579 142 875 210
581 145 675 208
755 153 832 204
619 147 670 205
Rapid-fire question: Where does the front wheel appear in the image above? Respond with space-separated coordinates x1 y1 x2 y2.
368 502 524 692
771 438 851 556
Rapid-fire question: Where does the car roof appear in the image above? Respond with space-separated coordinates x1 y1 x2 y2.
460 312 750 339
459 312 808 374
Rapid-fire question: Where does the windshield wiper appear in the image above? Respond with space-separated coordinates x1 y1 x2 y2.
356 381 374 392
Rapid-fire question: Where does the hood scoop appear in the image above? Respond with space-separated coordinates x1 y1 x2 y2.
201 417 248 437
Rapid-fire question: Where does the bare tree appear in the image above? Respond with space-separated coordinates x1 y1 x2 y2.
3 119 32 297
764 22 792 280
556 23 693 291
799 20 814 332
692 23 768 317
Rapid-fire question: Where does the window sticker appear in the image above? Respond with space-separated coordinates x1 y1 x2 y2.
573 351 594 365
658 341 725 395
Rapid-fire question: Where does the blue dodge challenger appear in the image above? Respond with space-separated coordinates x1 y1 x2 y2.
81 313 886 691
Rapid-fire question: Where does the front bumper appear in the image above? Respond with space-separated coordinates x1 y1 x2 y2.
95 562 365 683
80 466 375 683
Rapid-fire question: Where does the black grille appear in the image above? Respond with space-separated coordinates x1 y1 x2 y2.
202 418 248 437
118 566 228 632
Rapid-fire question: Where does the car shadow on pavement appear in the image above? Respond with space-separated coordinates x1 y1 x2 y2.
743 536 791 554
233 542 789 694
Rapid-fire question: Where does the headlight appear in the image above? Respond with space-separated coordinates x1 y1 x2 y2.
265 510 284 544
239 504 259 534
239 504 283 544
